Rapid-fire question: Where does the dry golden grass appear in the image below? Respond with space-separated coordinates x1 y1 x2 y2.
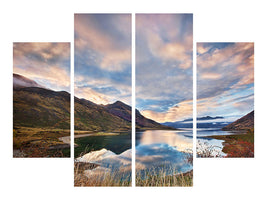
135 167 193 187
13 126 70 157
74 162 131 187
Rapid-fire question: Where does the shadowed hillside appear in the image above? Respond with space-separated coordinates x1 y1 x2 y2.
222 111 254 131
13 87 70 129
135 109 174 130
13 74 171 131
74 98 131 131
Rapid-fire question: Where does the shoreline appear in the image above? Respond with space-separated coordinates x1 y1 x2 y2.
200 129 254 157
59 132 120 146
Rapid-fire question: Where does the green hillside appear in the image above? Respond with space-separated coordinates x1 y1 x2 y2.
13 87 70 129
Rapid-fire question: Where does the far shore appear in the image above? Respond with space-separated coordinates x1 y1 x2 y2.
59 132 120 146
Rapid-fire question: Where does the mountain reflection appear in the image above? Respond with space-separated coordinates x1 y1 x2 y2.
138 130 193 152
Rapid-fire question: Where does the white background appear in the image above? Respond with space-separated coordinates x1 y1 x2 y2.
0 0 266 199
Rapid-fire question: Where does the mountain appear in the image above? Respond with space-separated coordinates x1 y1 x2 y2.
13 74 170 131
104 100 173 130
162 121 193 129
162 121 232 129
135 109 174 130
74 98 131 131
197 116 224 121
13 87 70 129
105 101 132 122
222 111 254 131
13 73 43 89
182 116 224 122
162 115 229 129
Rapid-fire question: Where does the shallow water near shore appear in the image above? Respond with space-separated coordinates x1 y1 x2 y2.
197 128 245 157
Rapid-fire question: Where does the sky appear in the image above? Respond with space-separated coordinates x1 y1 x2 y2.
136 14 193 123
197 42 254 120
13 42 70 92
74 14 132 105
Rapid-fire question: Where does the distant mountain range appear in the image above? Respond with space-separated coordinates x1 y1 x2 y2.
162 121 193 129
161 111 254 130
183 116 224 122
162 115 229 129
13 73 171 131
161 121 231 129
222 111 254 131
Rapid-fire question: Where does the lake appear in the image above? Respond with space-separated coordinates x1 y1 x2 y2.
75 129 193 179
75 131 132 181
74 131 131 158
136 129 193 176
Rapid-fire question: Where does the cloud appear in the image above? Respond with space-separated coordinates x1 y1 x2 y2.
233 98 254 112
75 14 131 72
75 84 131 106
13 43 70 64
141 100 193 123
74 14 132 105
200 72 222 80
135 14 193 122
197 43 253 69
74 72 132 105
197 44 211 54
13 42 70 92
197 43 254 100
197 90 254 118
75 86 110 105
136 14 192 69
14 65 70 91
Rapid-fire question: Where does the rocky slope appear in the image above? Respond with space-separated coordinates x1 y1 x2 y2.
222 111 254 131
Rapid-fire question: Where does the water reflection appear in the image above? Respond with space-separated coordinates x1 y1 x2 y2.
76 148 132 180
75 129 193 179
136 129 193 175
137 130 193 152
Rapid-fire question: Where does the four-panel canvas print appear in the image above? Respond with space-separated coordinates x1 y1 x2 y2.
12 14 254 187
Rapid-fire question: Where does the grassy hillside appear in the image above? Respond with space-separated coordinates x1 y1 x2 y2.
14 86 171 132
222 111 254 131
74 98 131 131
13 87 70 129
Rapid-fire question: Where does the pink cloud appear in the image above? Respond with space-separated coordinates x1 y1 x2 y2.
197 44 211 54
198 43 254 69
201 72 222 80
13 42 70 91
74 86 110 105
136 14 192 69
141 100 193 123
75 14 131 71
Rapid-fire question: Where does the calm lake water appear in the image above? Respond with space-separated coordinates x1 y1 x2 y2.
74 132 131 158
75 132 132 180
136 129 193 175
197 128 245 157
75 129 193 178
